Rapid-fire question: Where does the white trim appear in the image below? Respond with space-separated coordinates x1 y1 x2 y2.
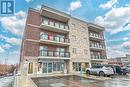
27 24 40 28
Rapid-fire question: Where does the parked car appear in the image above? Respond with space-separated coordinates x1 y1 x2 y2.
126 65 130 72
114 65 129 75
86 65 114 76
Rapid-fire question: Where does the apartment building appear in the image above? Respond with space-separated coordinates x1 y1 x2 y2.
19 5 107 75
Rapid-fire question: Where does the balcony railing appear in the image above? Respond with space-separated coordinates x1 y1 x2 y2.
40 34 69 43
91 55 107 59
42 18 69 30
89 32 104 40
90 43 105 49
39 50 70 57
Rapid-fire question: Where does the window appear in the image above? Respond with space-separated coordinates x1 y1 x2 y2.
73 62 81 71
40 46 48 56
84 49 87 54
71 23 75 28
55 22 59 28
72 48 77 54
60 23 64 29
72 35 76 41
40 32 48 40
55 35 64 42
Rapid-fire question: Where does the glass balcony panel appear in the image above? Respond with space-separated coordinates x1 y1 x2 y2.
55 22 59 28
60 52 65 57
65 25 68 30
48 51 53 56
50 21 54 26
55 37 60 42
43 34 48 40
60 24 64 29
55 51 60 57
43 19 49 25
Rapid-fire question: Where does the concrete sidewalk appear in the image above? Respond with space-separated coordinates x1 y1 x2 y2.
17 76 36 87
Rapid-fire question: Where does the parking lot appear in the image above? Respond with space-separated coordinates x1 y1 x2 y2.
100 74 130 87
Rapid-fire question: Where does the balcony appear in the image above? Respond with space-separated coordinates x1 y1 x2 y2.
88 23 105 32
40 5 70 22
40 34 70 46
90 43 105 51
38 50 70 60
91 55 107 61
89 32 104 41
40 18 69 34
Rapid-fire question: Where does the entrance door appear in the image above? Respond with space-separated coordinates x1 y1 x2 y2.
28 62 33 74
48 63 52 73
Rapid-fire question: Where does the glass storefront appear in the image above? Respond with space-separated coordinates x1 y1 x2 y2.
73 62 89 72
42 63 47 73
42 61 64 73
48 63 52 73
73 62 81 71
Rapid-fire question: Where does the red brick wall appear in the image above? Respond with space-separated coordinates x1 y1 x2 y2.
23 41 39 56
25 25 40 40
27 9 41 26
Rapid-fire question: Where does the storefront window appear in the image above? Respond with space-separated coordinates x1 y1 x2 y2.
53 62 56 71
42 62 64 73
73 62 81 71
42 63 47 73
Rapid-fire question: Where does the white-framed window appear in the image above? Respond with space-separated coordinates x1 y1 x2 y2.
40 46 48 56
40 32 48 40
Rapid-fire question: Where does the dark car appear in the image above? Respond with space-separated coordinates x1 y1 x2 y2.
114 65 128 75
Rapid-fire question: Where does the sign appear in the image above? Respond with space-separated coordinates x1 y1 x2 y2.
0 0 14 14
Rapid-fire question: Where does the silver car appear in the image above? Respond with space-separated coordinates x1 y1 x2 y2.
86 65 114 76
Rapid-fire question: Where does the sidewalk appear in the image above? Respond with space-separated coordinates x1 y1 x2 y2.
17 76 36 87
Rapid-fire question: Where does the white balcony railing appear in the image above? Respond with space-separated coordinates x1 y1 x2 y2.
90 43 105 49
89 32 104 40
91 55 107 59
42 18 69 30
40 34 70 43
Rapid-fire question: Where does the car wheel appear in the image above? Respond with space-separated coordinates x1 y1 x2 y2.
86 70 90 75
99 71 105 76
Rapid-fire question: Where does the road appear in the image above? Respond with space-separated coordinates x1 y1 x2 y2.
0 76 14 87
99 74 130 87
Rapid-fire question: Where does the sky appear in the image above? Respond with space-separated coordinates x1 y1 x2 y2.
0 0 130 64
